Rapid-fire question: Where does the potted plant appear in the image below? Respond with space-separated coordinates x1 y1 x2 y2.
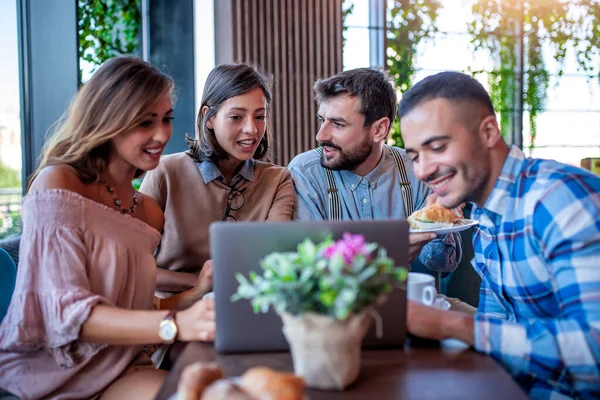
232 233 407 390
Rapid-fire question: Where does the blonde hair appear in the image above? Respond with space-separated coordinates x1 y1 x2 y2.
28 56 174 190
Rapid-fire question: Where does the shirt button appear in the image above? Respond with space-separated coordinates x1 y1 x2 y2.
351 184 355 189
363 198 368 204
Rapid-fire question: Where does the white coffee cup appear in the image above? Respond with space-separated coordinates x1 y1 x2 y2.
407 272 437 306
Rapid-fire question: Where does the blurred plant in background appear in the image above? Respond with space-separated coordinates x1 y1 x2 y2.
381 0 599 149
0 160 21 189
132 177 143 191
0 160 22 240
342 0 355 45
386 0 441 148
469 0 600 148
78 0 141 82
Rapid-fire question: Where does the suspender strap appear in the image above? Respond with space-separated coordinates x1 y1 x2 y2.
315 146 414 220
314 148 342 220
388 146 415 217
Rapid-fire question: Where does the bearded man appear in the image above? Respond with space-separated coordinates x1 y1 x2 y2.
288 68 461 273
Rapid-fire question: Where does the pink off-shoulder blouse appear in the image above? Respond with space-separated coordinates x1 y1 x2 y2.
0 190 161 399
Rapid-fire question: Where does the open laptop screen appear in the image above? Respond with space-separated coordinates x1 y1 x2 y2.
210 220 408 353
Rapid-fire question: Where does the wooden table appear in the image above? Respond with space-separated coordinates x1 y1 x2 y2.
155 338 527 400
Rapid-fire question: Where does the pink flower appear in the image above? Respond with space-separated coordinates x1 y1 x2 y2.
322 233 372 264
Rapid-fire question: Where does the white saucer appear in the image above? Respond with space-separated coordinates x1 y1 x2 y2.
409 219 478 235
431 295 451 311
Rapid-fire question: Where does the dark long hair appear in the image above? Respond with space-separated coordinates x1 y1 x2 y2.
186 63 273 162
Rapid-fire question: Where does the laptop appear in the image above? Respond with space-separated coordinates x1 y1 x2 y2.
210 220 409 353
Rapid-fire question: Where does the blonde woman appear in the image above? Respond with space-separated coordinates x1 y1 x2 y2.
140 64 295 297
0 57 214 400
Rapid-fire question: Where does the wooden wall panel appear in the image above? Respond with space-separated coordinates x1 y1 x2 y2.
215 0 344 166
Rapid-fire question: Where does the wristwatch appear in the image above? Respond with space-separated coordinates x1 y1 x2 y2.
158 310 178 344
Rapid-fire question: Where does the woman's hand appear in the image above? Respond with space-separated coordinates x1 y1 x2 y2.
159 260 213 311
195 259 213 298
176 298 216 342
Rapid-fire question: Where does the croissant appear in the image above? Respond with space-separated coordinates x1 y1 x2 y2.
178 364 305 400
240 367 305 400
201 380 254 400
407 202 463 230
178 362 224 400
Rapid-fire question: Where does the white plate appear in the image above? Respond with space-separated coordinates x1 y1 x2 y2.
409 219 478 235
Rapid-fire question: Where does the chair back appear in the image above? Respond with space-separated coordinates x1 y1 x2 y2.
0 247 17 324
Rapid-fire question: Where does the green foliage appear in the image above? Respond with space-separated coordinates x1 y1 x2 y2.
132 177 143 191
78 0 141 80
0 161 21 189
469 0 600 147
342 0 355 44
386 0 441 147
383 0 599 148
233 234 407 320
573 1 600 78
0 210 22 240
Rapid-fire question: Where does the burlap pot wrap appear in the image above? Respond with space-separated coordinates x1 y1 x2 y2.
280 311 372 390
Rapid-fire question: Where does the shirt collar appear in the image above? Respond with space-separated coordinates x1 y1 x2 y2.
198 159 255 185
339 148 388 192
472 145 526 218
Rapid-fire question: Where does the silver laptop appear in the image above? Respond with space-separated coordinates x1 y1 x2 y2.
210 220 408 353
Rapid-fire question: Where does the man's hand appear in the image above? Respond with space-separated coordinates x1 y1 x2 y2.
408 232 437 263
425 193 438 206
407 300 475 345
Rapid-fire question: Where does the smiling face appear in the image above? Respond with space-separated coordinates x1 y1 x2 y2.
401 98 497 208
206 87 268 163
316 94 382 175
111 93 173 173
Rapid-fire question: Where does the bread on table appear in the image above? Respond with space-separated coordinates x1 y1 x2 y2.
201 380 254 400
241 367 305 400
177 362 224 400
178 363 305 400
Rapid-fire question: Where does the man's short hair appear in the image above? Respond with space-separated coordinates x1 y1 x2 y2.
314 68 397 132
398 72 496 119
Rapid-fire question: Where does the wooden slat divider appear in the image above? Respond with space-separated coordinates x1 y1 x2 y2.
215 0 343 165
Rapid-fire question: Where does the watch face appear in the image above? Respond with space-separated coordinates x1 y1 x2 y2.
160 321 177 341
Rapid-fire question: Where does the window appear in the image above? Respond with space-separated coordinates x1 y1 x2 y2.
389 0 600 167
342 0 372 70
0 0 23 239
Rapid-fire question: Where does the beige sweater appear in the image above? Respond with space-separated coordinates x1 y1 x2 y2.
140 152 295 274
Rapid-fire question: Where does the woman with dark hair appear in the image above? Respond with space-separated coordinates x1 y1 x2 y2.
140 63 294 296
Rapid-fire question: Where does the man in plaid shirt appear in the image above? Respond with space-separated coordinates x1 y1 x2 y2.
399 71 600 399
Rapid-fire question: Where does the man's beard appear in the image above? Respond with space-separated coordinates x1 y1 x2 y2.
319 136 373 172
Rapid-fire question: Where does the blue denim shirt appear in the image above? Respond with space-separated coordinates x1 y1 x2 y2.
288 145 461 273
198 159 255 185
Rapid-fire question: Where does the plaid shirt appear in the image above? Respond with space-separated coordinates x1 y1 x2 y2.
471 146 600 399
